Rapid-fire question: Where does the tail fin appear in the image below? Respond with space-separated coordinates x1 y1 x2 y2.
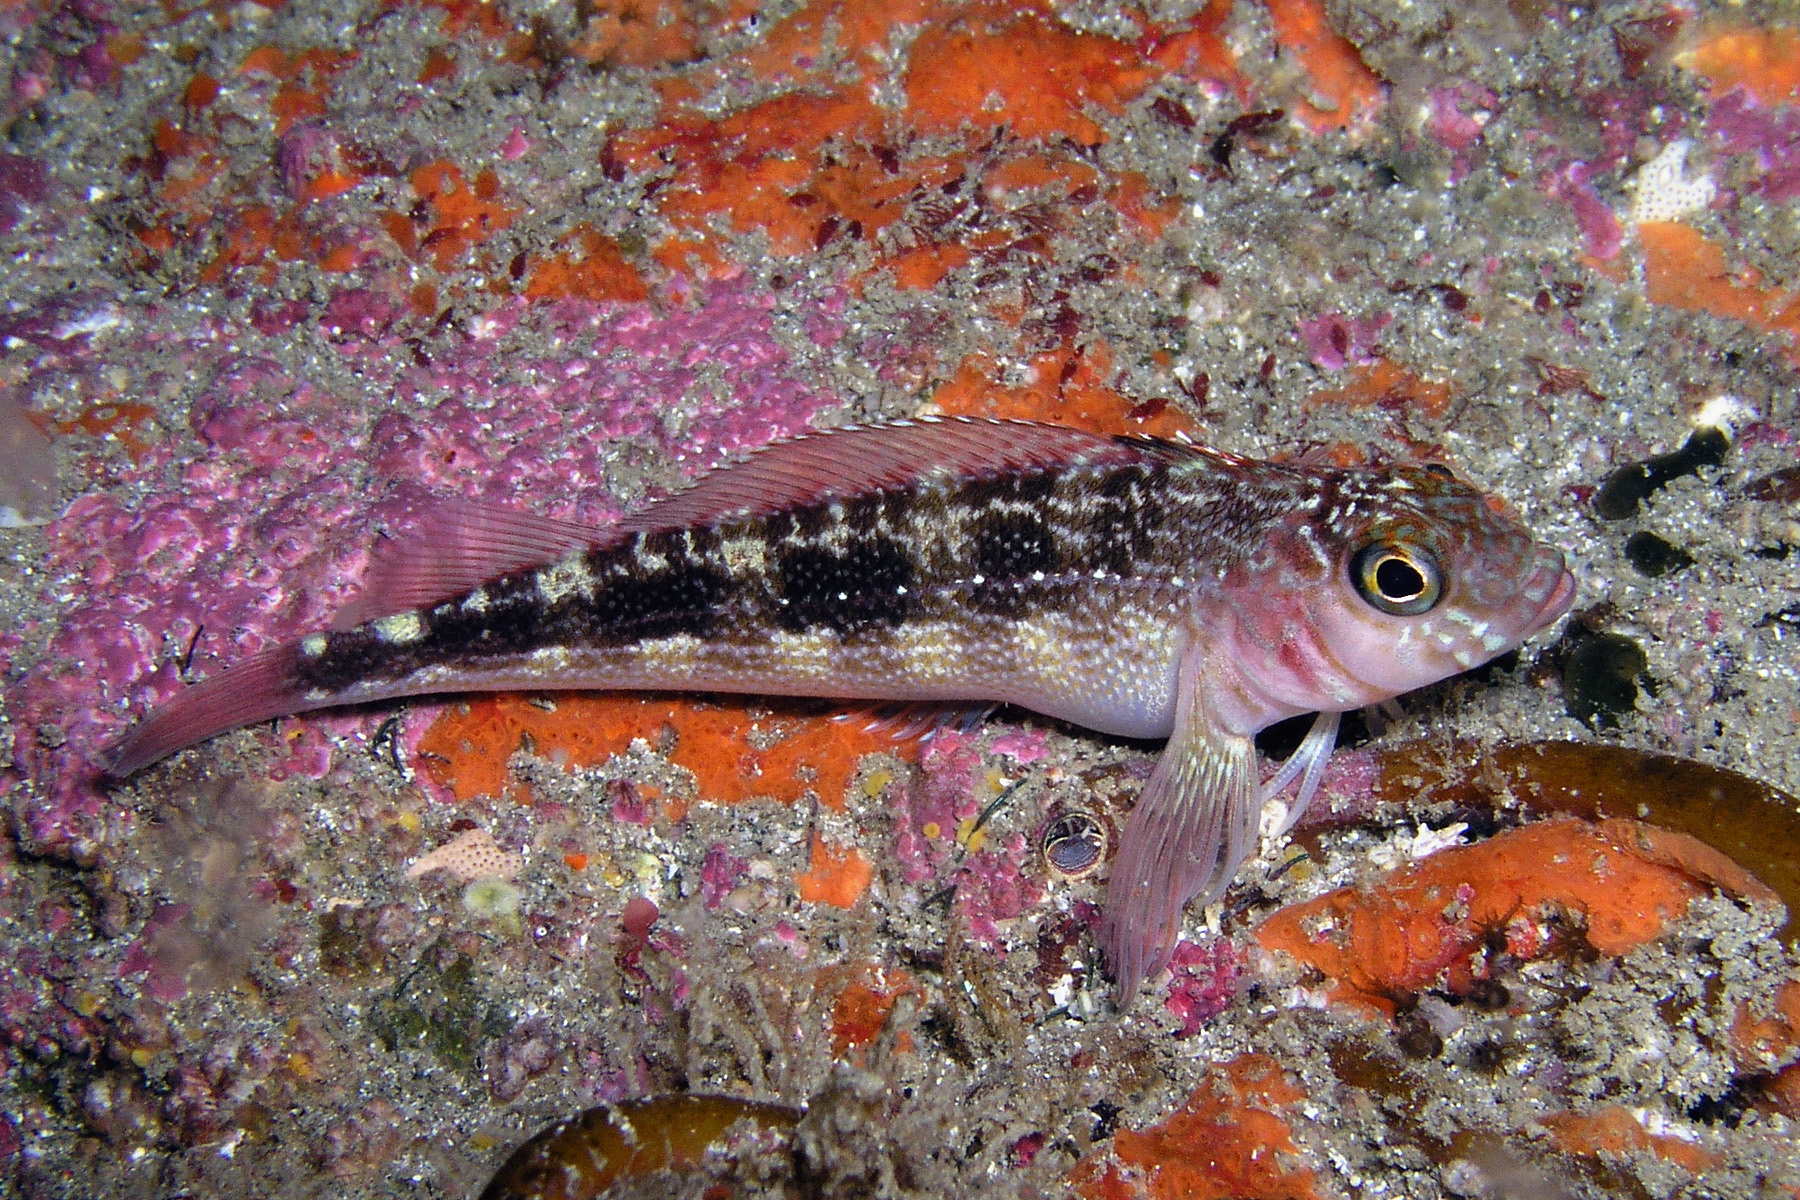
104 646 311 777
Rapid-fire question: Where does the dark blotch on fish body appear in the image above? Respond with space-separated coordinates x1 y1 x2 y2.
589 544 732 643
775 537 914 633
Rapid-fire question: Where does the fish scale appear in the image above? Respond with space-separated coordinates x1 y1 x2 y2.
105 417 1574 1007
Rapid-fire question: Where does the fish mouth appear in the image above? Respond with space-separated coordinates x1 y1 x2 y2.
1532 556 1577 629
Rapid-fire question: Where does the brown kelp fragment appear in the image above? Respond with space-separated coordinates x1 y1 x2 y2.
1592 427 1728 519
1746 465 1800 502
1365 740 1800 941
480 1095 802 1200
1560 632 1650 728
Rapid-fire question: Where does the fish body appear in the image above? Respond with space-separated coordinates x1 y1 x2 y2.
106 418 1573 1001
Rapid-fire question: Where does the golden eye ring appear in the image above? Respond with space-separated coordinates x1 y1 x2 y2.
1350 542 1443 616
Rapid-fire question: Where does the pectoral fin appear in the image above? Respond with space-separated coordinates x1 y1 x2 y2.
1099 643 1257 1008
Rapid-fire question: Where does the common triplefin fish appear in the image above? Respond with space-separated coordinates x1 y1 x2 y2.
105 418 1574 1002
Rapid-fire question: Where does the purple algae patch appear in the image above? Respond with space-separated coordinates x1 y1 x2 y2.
1425 84 1497 183
700 843 750 911
1541 161 1624 262
6 279 832 859
1708 87 1800 204
0 153 48 235
1296 311 1392 371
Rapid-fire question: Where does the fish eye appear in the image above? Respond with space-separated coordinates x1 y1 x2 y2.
1350 542 1443 616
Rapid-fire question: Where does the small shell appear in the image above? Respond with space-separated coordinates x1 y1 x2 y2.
1041 811 1108 880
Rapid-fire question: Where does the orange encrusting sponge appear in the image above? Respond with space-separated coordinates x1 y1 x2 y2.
1254 817 1778 1011
417 693 920 814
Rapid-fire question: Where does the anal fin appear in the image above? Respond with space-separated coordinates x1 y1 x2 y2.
1099 644 1258 1010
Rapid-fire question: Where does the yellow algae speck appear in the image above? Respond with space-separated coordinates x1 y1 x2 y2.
956 816 988 854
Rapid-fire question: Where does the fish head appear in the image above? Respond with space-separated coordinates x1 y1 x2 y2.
1219 462 1575 719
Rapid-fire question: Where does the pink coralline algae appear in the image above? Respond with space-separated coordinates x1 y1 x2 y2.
988 729 1051 764
1163 938 1242 1036
1708 88 1800 204
893 732 987 884
892 731 1046 951
1296 312 1393 371
1425 85 1497 182
700 844 750 911
1542 162 1624 261
5 279 834 860
958 831 1045 948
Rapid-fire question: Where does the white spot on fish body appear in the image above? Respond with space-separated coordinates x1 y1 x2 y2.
537 552 596 604
374 612 425 645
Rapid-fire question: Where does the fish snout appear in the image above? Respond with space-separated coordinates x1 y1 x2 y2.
1526 550 1577 632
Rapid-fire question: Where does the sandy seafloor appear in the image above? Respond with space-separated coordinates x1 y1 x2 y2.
0 0 1798 1195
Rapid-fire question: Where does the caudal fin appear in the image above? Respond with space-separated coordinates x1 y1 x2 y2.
104 646 309 777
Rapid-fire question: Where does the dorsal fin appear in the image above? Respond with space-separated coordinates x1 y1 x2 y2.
332 496 606 630
335 419 1172 629
614 417 1169 536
